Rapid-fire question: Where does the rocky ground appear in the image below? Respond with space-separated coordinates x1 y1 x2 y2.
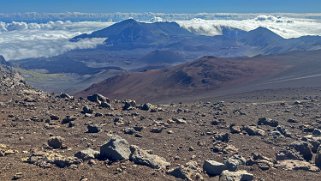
1 65 321 181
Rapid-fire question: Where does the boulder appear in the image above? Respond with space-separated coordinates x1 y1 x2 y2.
26 151 81 168
219 170 254 181
203 160 226 176
87 94 109 104
302 135 321 153
123 100 136 110
277 160 319 172
100 135 131 162
129 145 170 169
224 155 246 171
289 141 313 161
276 149 303 161
167 161 203 181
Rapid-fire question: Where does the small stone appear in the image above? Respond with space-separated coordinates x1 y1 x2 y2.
242 126 265 136
188 146 194 151
87 94 109 104
95 112 103 117
257 117 279 127
123 127 137 135
123 100 136 110
75 148 99 161
214 133 230 142
172 118 187 124
48 136 65 149
257 162 270 170
114 117 124 126
140 103 155 111
82 105 93 114
312 129 321 136
150 127 164 133
167 130 174 134
87 124 101 133
287 118 298 123
57 93 73 99
101 102 111 109
229 124 242 134
61 116 76 124
12 172 23 180
219 170 254 181
315 147 321 168
88 159 96 165
49 114 60 121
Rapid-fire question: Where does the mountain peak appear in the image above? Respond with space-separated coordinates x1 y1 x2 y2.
0 55 10 66
114 18 139 26
249 27 282 38
71 19 195 49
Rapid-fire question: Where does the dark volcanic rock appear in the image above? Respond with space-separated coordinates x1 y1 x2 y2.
257 117 279 127
87 124 101 133
48 136 65 149
87 93 109 104
100 135 131 162
289 141 313 161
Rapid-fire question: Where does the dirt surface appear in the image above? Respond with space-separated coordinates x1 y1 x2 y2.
1 65 321 181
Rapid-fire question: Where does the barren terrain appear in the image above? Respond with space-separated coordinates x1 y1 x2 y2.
1 65 321 180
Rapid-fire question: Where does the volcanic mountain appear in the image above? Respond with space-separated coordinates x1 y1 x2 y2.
71 19 321 57
14 20 321 77
77 50 321 102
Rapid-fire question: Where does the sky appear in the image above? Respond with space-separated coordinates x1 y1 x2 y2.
0 0 321 13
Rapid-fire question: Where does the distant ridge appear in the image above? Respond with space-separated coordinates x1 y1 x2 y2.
0 55 11 67
70 19 321 56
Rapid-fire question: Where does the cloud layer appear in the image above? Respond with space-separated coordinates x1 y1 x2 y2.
0 21 112 60
177 15 321 38
1 13 321 61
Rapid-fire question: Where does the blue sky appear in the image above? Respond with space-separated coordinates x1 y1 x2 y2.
0 0 320 13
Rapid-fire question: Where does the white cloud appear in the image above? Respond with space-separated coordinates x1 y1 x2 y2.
177 15 321 38
0 21 113 60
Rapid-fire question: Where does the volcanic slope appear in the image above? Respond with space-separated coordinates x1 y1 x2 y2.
1 64 321 180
